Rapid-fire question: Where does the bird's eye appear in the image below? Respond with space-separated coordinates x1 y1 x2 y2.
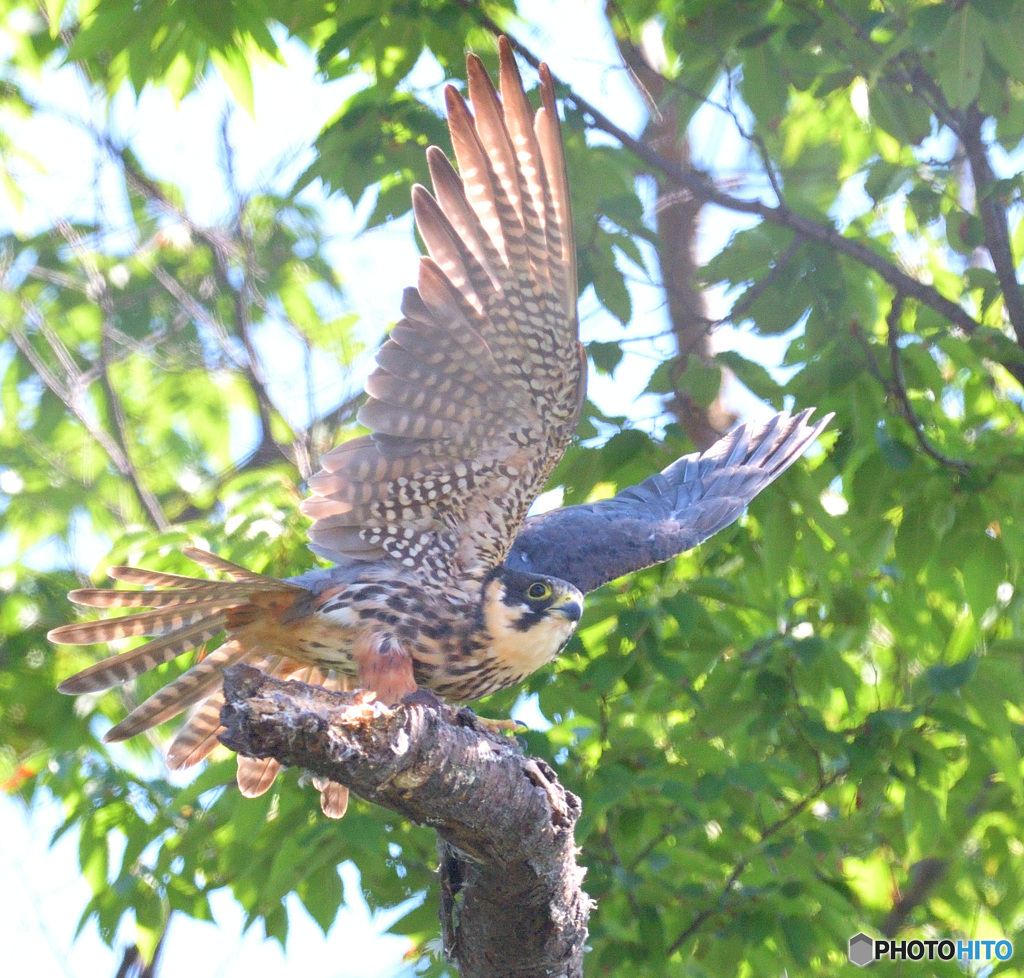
527 581 552 600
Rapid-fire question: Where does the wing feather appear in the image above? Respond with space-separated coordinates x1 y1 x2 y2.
303 39 582 576
535 64 576 314
505 409 833 593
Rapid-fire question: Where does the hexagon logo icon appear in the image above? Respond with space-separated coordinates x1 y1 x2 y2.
848 932 875 967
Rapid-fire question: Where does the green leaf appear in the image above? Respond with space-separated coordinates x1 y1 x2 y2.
981 5 1024 82
902 784 942 862
44 0 69 36
876 426 914 470
716 349 783 400
589 340 624 375
935 8 985 110
864 161 912 204
742 44 790 128
870 84 933 144
297 865 344 934
592 256 632 324
210 45 255 116
925 656 978 695
677 359 722 408
959 535 1007 616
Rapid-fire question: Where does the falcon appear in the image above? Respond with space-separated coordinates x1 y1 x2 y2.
49 39 831 818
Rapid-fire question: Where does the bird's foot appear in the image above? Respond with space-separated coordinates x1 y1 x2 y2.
457 708 527 737
402 686 445 713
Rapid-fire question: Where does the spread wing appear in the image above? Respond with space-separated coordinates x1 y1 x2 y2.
505 409 833 593
302 38 584 580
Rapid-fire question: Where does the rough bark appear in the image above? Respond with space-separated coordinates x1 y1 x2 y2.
612 26 736 451
218 665 591 978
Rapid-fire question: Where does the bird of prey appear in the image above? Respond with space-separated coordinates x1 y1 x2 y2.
49 39 831 818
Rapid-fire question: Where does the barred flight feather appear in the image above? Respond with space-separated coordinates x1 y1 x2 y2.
104 640 250 742
49 602 234 645
56 618 229 695
166 689 226 770
302 37 583 575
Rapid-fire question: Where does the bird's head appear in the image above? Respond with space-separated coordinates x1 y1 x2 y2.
479 568 583 677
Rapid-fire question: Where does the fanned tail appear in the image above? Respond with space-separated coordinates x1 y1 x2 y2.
105 640 250 741
50 549 308 742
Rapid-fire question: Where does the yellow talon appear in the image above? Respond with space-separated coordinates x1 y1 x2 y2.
472 714 527 736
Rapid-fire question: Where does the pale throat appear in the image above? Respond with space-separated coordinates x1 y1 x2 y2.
481 587 576 678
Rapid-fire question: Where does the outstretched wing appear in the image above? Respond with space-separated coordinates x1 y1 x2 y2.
505 409 832 594
302 38 584 580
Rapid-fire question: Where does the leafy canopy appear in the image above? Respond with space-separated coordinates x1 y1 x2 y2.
3 0 1024 974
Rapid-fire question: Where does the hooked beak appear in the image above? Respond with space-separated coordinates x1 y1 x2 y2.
553 597 583 624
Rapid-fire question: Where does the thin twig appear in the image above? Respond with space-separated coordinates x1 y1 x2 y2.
666 770 843 953
149 266 241 365
109 144 292 465
53 220 170 530
885 297 971 473
721 66 784 204
7 313 169 526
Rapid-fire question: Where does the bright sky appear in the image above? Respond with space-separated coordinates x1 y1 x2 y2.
0 1 787 973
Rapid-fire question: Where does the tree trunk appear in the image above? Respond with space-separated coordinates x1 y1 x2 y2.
612 18 736 450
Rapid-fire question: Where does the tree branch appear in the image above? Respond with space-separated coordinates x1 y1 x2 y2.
879 857 947 938
218 666 591 978
959 107 1024 353
610 17 735 450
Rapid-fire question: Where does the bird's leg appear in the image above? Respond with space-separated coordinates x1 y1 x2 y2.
354 633 418 706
